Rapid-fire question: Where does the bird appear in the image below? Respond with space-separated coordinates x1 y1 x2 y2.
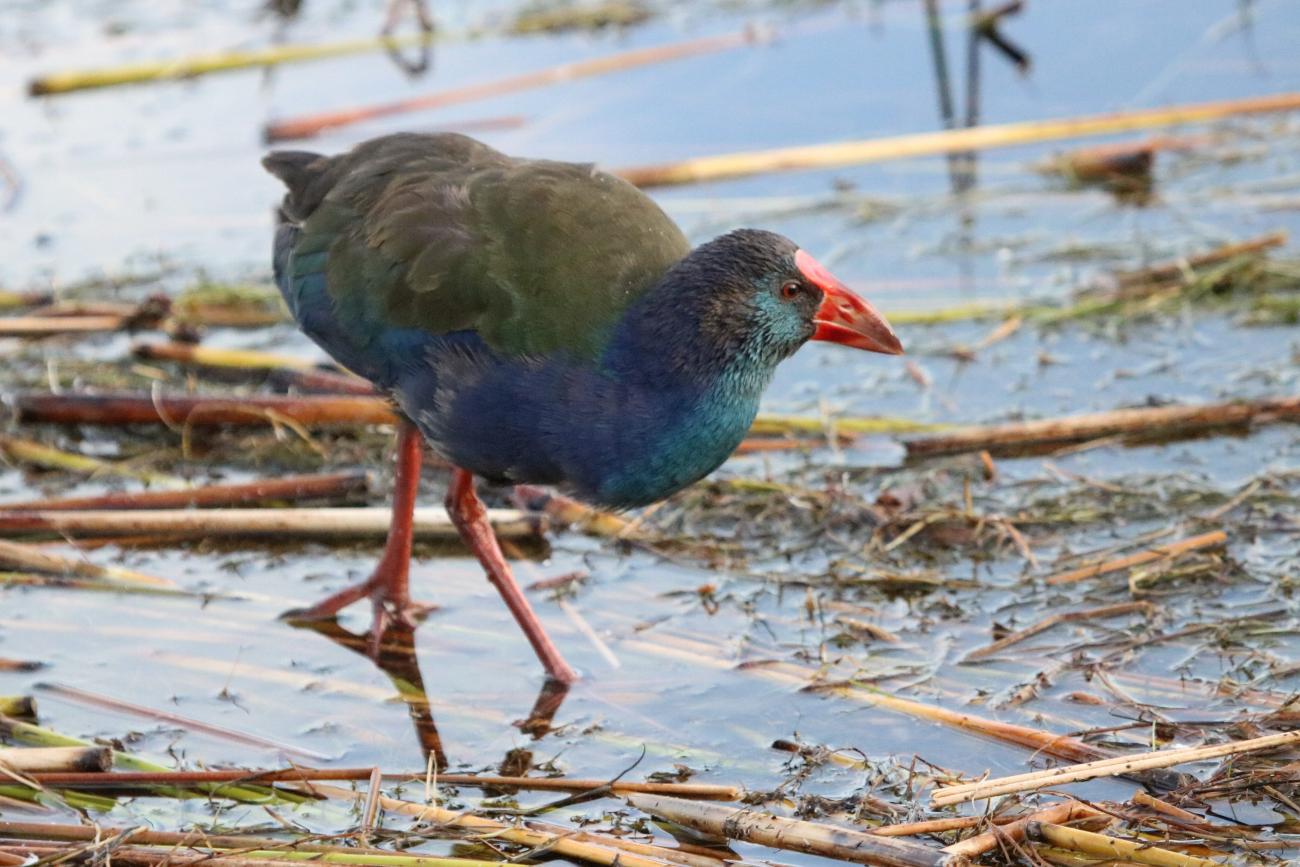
263 132 902 684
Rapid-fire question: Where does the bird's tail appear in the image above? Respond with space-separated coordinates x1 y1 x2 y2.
262 150 327 223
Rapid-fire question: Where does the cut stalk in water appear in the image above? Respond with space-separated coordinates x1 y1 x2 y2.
0 716 294 803
0 697 35 719
0 746 111 773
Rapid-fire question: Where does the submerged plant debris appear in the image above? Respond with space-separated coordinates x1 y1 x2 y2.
2 2 1300 866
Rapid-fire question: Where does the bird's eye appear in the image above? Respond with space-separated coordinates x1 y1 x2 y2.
779 281 801 300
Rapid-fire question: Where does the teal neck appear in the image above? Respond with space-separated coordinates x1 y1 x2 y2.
582 263 793 508
592 357 773 507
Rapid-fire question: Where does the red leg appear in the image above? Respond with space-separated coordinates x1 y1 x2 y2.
446 468 578 685
283 420 430 653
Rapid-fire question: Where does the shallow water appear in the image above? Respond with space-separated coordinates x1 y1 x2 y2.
1 0 1300 860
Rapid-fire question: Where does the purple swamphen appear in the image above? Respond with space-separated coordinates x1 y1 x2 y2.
264 133 902 684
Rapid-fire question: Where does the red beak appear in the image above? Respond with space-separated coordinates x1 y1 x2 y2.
797 249 903 355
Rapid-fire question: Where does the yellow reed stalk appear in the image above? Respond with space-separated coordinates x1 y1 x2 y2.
29 32 436 95
616 92 1300 188
0 436 182 486
133 343 321 371
885 303 1020 325
0 316 128 336
750 414 950 436
0 540 175 589
0 292 48 311
0 698 35 718
1030 822 1219 867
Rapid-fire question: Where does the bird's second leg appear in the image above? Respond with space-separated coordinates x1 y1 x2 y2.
446 468 579 685
283 420 432 649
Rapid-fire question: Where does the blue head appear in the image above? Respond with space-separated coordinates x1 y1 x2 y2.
607 228 902 388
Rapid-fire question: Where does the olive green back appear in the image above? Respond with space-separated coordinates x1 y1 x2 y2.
283 133 691 361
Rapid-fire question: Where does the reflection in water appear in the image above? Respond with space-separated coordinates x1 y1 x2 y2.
291 618 448 769
264 0 303 23
382 0 435 77
921 0 1032 288
516 678 570 739
289 617 571 768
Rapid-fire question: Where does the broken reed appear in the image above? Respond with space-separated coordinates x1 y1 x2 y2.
0 697 35 718
0 746 110 773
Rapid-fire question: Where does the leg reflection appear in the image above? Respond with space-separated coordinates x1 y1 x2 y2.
289 619 573 767
289 618 448 769
515 678 571 739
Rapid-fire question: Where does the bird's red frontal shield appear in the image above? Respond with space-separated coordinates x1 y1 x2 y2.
797 249 903 355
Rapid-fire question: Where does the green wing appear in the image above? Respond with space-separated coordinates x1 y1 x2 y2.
276 133 691 362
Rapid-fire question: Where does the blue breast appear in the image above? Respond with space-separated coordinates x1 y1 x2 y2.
393 340 760 508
